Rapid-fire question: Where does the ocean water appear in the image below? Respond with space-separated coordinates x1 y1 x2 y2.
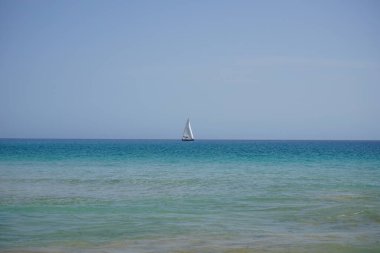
0 139 379 253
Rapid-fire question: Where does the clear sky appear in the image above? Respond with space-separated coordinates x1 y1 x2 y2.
1 0 379 140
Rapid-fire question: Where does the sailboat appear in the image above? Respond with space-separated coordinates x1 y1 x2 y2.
182 118 194 141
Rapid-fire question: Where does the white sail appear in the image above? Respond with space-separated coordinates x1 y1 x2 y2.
182 119 194 141
187 120 194 139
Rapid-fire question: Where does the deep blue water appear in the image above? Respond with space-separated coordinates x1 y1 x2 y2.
0 139 379 252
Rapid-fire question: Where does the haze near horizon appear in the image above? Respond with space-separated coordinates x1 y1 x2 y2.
1 0 379 140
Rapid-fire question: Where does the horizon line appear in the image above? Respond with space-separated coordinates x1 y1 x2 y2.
0 138 379 141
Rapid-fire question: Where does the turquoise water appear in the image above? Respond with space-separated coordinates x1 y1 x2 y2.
0 139 379 252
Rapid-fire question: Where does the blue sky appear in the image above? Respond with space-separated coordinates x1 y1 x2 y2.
1 0 379 139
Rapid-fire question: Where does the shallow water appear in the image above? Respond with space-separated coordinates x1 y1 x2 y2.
0 140 379 252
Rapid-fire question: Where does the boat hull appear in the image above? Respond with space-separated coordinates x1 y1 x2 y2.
182 139 194 141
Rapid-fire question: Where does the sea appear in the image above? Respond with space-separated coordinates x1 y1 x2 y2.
0 139 379 253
